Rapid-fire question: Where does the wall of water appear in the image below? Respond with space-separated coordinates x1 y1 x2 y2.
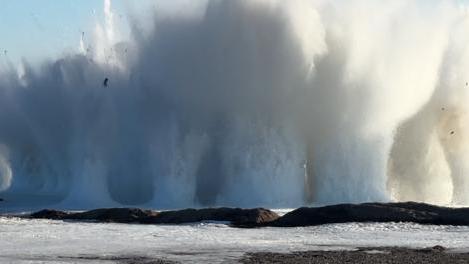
0 0 468 209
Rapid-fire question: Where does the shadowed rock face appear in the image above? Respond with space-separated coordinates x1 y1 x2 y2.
27 202 469 228
30 208 156 222
30 209 69 219
267 202 469 227
142 208 279 226
29 207 279 226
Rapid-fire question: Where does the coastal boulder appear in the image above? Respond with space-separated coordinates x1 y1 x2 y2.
68 208 159 223
30 209 70 220
267 202 469 227
29 207 279 226
144 208 279 226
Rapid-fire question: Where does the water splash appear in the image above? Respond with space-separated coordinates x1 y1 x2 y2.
0 0 469 209
0 145 12 191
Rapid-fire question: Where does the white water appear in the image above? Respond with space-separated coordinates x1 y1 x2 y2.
1 217 469 263
1 0 469 209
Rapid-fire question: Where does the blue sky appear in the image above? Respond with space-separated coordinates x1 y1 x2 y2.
0 0 155 64
0 0 207 65
1 0 467 65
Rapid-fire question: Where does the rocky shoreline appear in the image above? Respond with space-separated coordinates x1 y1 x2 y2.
24 202 469 227
5 203 469 263
47 246 469 264
240 246 469 264
28 207 279 227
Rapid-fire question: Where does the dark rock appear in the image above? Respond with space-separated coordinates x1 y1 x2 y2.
29 207 279 226
67 208 159 223
267 202 469 227
143 207 279 227
418 245 446 253
431 245 446 252
30 209 70 220
28 202 469 228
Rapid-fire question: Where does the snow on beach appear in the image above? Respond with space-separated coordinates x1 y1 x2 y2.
1 216 469 263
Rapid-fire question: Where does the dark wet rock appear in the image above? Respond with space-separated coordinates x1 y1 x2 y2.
418 245 446 253
68 208 159 223
267 202 469 227
29 207 279 226
28 202 469 228
30 209 70 220
30 208 155 223
143 207 279 227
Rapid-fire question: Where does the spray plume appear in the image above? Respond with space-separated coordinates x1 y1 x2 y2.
0 0 468 209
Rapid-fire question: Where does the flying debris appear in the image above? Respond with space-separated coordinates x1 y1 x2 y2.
450 131 455 135
3 50 7 55
441 107 445 111
103 78 109 87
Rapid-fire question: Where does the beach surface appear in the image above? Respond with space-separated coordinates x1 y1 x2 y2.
2 215 469 263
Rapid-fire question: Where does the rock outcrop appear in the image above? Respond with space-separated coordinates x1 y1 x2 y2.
267 202 469 227
142 207 279 226
29 207 279 226
31 209 70 219
28 202 469 228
